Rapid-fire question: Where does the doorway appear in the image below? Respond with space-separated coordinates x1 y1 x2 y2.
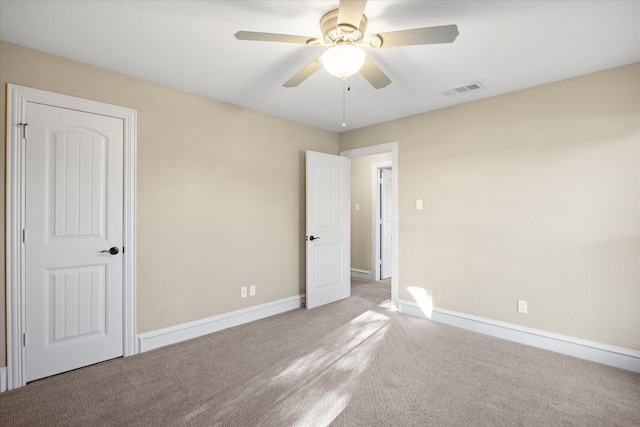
376 164 393 280
341 142 398 310
5 84 137 390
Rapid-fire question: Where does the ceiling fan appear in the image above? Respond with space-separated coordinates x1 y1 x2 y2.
234 0 459 89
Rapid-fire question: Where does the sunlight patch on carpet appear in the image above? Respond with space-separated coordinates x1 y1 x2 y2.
186 309 391 426
378 298 392 309
272 309 390 426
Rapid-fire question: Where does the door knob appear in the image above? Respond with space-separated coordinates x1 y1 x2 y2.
100 247 120 255
309 236 320 241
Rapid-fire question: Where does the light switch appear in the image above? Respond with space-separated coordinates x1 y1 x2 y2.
355 203 360 211
416 199 423 210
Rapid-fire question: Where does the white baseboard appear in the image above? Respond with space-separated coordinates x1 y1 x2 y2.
351 268 372 280
0 367 6 393
399 299 640 373
138 295 304 353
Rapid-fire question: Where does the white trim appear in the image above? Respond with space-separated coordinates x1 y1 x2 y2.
0 367 6 392
138 295 304 353
350 268 372 280
341 142 399 310
399 300 640 373
5 84 137 390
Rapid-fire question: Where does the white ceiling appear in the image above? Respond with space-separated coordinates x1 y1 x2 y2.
1 1 639 133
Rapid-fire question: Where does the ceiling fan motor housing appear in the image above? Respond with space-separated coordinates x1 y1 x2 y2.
321 9 367 45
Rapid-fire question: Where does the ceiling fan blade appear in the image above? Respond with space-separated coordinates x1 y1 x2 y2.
359 57 391 89
374 24 459 48
338 0 367 29
283 59 323 88
235 31 315 45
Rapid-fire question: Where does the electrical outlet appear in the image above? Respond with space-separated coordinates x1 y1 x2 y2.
241 287 247 298
517 300 528 314
249 285 256 296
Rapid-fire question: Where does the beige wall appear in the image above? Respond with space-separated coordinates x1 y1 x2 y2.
340 63 640 351
0 41 339 365
1 40 638 368
350 153 392 272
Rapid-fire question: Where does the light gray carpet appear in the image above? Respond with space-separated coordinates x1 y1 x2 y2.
1 278 638 426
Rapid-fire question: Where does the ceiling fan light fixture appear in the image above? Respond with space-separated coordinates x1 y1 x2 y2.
322 44 366 79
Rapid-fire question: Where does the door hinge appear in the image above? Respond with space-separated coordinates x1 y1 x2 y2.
19 122 28 140
22 229 26 243
122 246 125 254
23 333 27 347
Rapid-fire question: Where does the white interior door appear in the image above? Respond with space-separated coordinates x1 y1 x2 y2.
381 168 393 279
24 102 124 382
306 151 350 309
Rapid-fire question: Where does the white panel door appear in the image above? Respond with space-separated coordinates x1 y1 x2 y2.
306 151 350 309
24 102 124 382
381 168 393 279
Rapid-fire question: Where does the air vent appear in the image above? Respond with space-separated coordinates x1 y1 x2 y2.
443 81 484 96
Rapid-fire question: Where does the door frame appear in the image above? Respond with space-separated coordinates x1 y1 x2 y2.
341 142 398 310
5 84 137 390
371 161 392 281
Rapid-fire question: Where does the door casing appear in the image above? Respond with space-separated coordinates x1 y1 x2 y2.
5 84 137 390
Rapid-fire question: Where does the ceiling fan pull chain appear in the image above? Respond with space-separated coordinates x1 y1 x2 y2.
342 78 347 127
